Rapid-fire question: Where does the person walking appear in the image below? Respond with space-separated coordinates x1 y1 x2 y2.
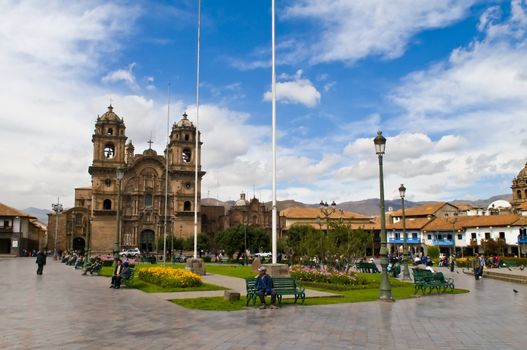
449 254 455 272
472 255 481 280
36 250 46 275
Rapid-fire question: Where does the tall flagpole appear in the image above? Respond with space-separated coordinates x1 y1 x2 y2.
271 0 277 264
193 0 201 259
163 83 170 265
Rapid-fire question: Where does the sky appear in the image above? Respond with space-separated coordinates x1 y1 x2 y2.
2 0 527 210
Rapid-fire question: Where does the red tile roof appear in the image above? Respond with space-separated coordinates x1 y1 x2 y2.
0 203 35 219
280 207 370 220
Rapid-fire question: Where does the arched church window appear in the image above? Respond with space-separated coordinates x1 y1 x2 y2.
104 143 115 159
182 148 191 163
185 134 190 141
145 193 153 207
184 201 191 211
107 128 113 135
104 178 112 187
103 199 112 210
518 190 522 200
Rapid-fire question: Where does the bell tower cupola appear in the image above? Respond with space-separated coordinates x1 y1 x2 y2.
91 105 127 167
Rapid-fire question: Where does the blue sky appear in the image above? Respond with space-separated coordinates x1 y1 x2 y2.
2 0 527 209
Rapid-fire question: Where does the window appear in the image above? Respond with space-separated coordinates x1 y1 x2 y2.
184 201 191 211
3 220 9 228
499 232 505 239
104 178 112 187
427 234 432 240
447 234 452 240
395 233 400 239
185 134 190 141
412 232 417 239
144 193 153 207
103 199 112 210
471 232 477 239
75 214 82 225
457 234 462 240
438 234 443 240
104 143 115 159
107 128 113 135
485 232 491 240
182 148 191 163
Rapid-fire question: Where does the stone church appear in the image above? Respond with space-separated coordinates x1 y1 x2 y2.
512 162 527 209
48 106 205 254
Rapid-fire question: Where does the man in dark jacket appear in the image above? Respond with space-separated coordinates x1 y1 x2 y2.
255 266 278 309
110 260 123 288
36 250 46 275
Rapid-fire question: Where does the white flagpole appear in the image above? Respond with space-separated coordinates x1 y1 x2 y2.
163 84 170 265
271 0 277 264
193 0 201 259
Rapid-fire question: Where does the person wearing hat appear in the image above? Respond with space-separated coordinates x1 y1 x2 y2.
255 266 278 309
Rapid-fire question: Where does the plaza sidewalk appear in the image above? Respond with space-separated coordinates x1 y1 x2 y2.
2 258 527 349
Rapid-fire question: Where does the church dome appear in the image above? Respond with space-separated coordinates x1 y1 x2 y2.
176 112 193 127
487 200 512 210
235 192 249 206
100 105 122 123
517 163 527 179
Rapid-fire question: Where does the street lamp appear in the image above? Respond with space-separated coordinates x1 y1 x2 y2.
51 199 63 259
320 200 336 265
84 217 92 268
244 215 248 266
114 168 124 261
399 184 411 281
373 131 393 301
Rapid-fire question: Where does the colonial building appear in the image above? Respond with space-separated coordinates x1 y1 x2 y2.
512 162 527 209
48 106 205 254
0 203 47 255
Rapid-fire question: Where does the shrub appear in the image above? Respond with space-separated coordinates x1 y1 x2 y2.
427 246 440 259
138 267 202 288
289 265 366 286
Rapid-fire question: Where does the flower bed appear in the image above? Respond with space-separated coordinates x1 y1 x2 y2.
138 267 202 288
290 265 367 286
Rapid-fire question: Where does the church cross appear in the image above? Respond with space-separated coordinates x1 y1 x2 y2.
147 138 154 149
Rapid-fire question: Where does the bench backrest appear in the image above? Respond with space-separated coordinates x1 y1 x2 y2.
245 277 298 291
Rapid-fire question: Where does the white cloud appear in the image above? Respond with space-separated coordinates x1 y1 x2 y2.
0 1 140 209
102 63 139 89
284 0 475 64
263 70 321 107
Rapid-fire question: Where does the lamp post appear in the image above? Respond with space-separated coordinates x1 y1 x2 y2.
399 184 411 281
374 131 392 301
179 224 183 255
320 200 336 266
51 200 63 259
114 168 124 261
244 215 248 266
84 217 92 268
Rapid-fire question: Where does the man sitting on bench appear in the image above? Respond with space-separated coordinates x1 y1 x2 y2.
255 266 278 309
82 258 102 275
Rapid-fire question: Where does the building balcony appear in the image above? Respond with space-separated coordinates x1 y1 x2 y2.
431 238 454 246
518 236 527 244
388 237 421 244
0 227 14 233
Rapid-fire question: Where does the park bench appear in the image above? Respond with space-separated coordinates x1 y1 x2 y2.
122 269 135 287
245 277 305 307
355 262 380 273
140 256 157 264
412 269 454 294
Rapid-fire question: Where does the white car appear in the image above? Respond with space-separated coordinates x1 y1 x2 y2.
120 248 141 258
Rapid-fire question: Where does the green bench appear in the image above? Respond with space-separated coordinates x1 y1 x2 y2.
245 277 305 306
412 268 454 294
140 256 157 264
355 262 380 273
122 269 135 287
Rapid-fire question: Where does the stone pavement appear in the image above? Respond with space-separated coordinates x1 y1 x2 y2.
154 272 339 300
2 258 527 350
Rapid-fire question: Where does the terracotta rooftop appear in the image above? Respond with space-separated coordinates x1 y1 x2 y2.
387 218 433 230
389 202 454 217
459 214 522 228
280 207 370 220
0 203 36 219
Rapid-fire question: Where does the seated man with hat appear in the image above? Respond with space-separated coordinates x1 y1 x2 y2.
255 266 278 309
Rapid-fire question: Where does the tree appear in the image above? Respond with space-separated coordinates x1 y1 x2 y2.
215 225 270 260
427 246 440 259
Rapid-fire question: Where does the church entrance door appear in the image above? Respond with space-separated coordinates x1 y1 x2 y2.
73 237 85 252
140 230 155 253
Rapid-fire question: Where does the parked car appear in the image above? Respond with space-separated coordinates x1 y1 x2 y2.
120 248 141 258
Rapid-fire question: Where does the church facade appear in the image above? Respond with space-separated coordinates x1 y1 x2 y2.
48 106 205 254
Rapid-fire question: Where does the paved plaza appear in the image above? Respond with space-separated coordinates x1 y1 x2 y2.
1 258 527 350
